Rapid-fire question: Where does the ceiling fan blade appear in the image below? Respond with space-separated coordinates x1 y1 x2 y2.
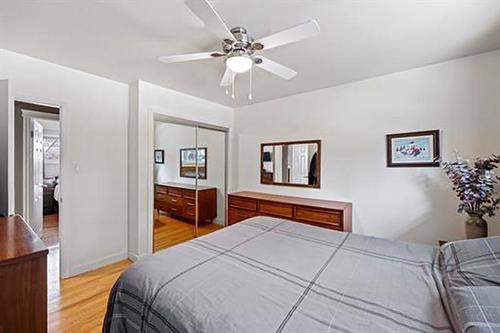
254 20 320 51
158 51 222 63
185 0 234 41
255 56 297 80
220 68 233 86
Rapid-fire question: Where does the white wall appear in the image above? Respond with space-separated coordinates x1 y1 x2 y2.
154 123 226 225
128 81 233 260
0 80 8 216
2 44 498 276
0 49 129 277
234 49 500 244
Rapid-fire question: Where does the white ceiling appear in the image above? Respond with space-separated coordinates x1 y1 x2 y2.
1 0 500 107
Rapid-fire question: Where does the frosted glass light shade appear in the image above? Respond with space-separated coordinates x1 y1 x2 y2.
226 55 252 73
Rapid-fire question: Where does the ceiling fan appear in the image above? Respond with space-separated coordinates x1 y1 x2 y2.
158 0 320 100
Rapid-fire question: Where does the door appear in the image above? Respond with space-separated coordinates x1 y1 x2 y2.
30 119 44 235
290 144 309 184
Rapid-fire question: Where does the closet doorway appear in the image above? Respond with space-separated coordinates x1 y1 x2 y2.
152 117 228 252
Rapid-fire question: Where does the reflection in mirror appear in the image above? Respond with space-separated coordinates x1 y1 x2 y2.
261 140 320 188
180 148 207 179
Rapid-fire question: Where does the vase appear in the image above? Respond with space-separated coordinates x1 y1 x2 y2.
465 214 488 239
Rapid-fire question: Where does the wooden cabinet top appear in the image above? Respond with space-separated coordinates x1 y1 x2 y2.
229 191 351 211
0 215 48 266
155 182 216 191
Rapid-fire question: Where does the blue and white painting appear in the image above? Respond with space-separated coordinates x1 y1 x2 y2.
392 135 433 163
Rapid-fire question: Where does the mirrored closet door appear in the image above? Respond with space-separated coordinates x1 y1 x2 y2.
153 120 227 252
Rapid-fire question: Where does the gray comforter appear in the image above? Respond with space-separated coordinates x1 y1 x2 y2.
104 216 465 332
439 237 500 332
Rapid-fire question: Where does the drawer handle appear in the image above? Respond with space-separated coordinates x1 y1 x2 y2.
171 208 178 212
186 202 195 206
231 204 253 210
171 199 178 203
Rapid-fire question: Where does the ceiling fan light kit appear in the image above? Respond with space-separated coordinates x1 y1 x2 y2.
226 53 252 73
159 0 320 100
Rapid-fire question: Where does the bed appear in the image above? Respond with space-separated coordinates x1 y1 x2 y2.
103 217 500 332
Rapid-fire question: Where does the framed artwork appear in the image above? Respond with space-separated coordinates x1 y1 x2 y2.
386 130 440 167
154 149 164 164
180 148 207 179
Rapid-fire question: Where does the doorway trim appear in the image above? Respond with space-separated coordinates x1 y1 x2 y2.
147 112 230 255
14 100 70 278
21 110 59 234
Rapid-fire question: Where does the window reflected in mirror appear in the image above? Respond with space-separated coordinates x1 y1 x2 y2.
261 140 320 188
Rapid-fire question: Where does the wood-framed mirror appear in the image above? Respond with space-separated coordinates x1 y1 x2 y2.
180 147 207 179
261 140 321 188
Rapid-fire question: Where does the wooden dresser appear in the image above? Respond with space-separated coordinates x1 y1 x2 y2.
228 191 352 232
0 215 48 333
155 182 217 224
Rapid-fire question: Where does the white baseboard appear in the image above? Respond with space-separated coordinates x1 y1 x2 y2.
213 218 225 226
128 252 142 262
67 251 128 277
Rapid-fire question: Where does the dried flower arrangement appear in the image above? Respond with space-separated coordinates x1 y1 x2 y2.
442 153 500 238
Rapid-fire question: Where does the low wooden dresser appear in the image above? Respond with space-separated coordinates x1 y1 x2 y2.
228 191 352 232
0 215 48 333
155 182 217 224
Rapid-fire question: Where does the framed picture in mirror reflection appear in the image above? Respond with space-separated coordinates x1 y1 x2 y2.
180 147 207 179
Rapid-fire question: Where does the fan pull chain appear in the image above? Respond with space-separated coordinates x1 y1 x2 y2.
231 71 235 99
248 66 253 100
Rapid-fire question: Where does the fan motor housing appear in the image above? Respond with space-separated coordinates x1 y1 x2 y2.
223 26 254 56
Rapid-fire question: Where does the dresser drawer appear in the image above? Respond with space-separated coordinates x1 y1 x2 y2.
155 192 167 201
167 187 182 197
168 205 182 215
183 198 196 208
183 206 196 220
228 208 259 225
182 189 195 199
183 199 196 220
155 185 167 194
229 196 257 211
259 201 293 218
155 201 169 213
295 207 342 229
166 195 182 207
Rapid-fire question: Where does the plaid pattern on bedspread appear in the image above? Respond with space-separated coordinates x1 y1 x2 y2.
103 217 452 333
439 237 500 333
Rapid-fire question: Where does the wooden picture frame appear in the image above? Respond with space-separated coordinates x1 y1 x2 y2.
386 130 440 167
154 149 164 164
260 139 321 188
179 148 207 179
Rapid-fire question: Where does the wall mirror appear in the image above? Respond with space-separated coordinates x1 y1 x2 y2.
261 140 321 188
180 147 207 179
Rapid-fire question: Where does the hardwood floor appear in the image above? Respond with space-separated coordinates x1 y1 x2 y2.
47 212 223 332
154 212 224 252
47 247 131 332
41 213 59 248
